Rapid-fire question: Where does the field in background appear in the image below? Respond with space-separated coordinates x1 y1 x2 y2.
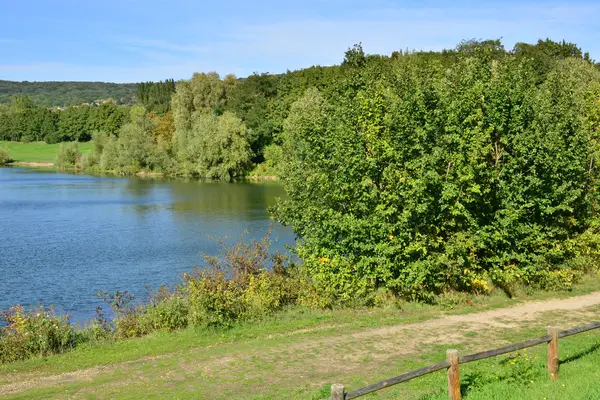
0 141 92 163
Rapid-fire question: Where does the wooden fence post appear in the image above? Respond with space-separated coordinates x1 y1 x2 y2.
331 383 345 400
447 349 461 400
547 327 559 380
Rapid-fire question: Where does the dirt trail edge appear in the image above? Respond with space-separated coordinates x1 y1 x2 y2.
2 291 600 397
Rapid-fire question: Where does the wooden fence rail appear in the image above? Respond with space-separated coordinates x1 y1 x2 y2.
331 321 600 400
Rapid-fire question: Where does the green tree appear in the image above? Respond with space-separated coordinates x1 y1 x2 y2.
275 49 600 302
343 43 366 68
40 110 59 143
456 38 506 59
171 72 250 179
136 79 176 115
0 147 10 164
184 112 252 180
57 106 91 142
513 38 591 82
189 72 235 115
0 105 11 141
114 106 157 172
55 142 81 168
87 103 127 135
226 73 278 162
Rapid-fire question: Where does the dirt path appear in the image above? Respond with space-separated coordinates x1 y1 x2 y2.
2 292 600 398
360 290 600 337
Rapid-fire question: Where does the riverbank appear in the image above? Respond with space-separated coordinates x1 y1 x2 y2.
0 167 294 326
5 162 280 181
9 161 54 168
1 141 279 181
3 278 600 399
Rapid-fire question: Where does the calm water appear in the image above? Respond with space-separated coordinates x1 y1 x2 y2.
0 167 295 323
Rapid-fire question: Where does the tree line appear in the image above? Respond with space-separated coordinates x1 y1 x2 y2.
0 80 175 144
7 36 600 304
60 37 600 301
0 80 137 108
0 98 128 143
136 80 176 115
9 38 598 179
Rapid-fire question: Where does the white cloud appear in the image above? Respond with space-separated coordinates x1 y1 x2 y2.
3 2 600 81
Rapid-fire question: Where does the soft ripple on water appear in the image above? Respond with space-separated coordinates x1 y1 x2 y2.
0 167 295 323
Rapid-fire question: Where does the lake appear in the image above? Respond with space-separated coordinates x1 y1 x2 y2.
0 167 295 323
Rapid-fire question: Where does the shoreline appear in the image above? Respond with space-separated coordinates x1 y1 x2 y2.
245 175 278 181
8 161 55 168
5 162 279 182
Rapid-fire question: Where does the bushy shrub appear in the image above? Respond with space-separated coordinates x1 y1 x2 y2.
79 153 97 170
251 144 283 177
371 287 403 309
0 148 10 164
185 235 305 328
55 142 80 168
0 306 76 364
77 306 112 343
186 269 246 328
99 135 119 171
97 287 190 339
139 287 189 333
186 267 305 328
94 232 314 337
113 309 144 339
95 290 144 339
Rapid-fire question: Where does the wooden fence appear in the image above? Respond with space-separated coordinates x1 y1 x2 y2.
330 321 600 400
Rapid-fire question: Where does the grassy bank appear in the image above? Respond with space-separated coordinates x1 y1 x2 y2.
0 141 92 164
2 276 600 399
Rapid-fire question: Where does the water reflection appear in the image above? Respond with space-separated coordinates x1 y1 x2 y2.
0 167 294 323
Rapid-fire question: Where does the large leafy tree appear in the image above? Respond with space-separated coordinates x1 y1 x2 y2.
171 73 251 179
183 112 252 180
226 73 279 162
116 109 157 171
172 72 237 156
276 48 600 301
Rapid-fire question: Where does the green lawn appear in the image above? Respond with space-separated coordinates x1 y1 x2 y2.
0 141 92 163
2 278 600 399
422 331 600 400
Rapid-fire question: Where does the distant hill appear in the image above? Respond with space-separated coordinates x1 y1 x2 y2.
0 80 138 107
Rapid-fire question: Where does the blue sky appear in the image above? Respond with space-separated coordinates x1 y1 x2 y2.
1 0 599 82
